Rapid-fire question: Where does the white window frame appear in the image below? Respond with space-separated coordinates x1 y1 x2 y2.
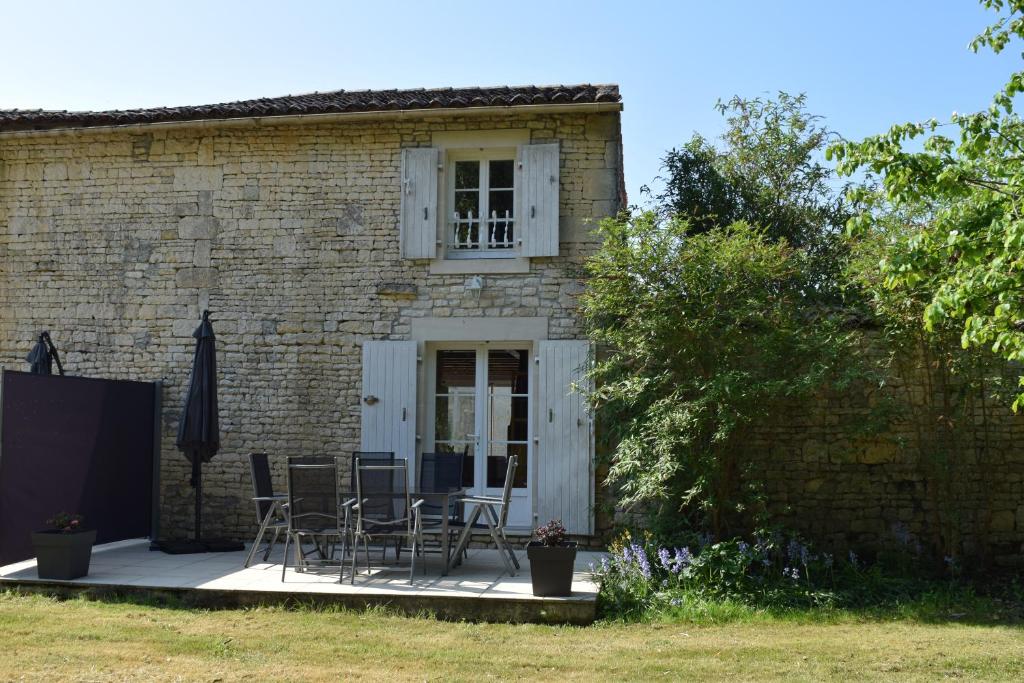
445 148 518 260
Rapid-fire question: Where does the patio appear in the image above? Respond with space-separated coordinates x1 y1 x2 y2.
0 539 601 624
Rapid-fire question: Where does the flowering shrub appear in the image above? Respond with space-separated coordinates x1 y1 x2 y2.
46 512 84 533
592 530 870 619
535 519 568 547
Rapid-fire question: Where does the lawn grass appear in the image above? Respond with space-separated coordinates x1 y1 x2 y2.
1 591 1022 681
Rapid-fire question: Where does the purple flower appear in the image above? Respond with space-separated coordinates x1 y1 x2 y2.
784 566 800 581
673 547 692 572
848 550 859 570
786 539 801 563
670 597 683 607
823 553 834 570
620 545 633 565
658 547 672 570
631 543 651 579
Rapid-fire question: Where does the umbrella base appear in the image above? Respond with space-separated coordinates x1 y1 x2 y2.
155 539 208 555
154 538 244 554
204 538 244 552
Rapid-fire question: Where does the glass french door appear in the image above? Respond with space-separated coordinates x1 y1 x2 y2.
431 345 532 528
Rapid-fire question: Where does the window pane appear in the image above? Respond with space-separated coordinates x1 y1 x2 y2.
487 349 529 391
487 443 528 488
489 392 528 442
454 190 479 217
437 350 476 389
488 189 514 219
489 159 514 189
435 351 476 443
455 160 479 190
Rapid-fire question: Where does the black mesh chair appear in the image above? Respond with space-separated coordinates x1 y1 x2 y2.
349 457 424 585
243 453 289 568
349 451 395 490
343 451 395 560
418 451 465 557
281 457 343 582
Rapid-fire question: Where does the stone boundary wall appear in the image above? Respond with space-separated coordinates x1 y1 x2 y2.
0 110 624 542
745 341 1024 568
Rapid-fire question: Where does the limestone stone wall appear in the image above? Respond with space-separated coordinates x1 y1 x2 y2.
0 110 624 541
744 342 1024 568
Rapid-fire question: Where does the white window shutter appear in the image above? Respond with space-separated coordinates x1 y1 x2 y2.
536 340 594 535
360 341 417 459
399 147 439 259
517 143 560 257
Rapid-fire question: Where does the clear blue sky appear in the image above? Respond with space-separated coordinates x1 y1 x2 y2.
3 1 1018 204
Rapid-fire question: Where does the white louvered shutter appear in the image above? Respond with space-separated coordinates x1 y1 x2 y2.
360 341 417 459
536 340 594 535
399 147 439 259
517 143 560 257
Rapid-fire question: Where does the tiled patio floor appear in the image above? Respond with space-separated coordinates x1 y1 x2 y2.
0 539 601 623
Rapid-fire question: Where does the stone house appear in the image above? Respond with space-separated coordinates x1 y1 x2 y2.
0 84 625 541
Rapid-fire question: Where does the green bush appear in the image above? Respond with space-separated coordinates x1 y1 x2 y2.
582 215 857 536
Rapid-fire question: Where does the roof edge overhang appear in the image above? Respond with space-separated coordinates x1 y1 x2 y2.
0 101 624 139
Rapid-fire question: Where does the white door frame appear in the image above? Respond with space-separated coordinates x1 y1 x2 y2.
422 340 534 530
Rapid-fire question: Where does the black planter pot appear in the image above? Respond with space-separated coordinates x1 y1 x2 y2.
31 529 97 580
526 541 577 596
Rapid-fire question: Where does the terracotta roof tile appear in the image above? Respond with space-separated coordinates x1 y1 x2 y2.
0 84 621 132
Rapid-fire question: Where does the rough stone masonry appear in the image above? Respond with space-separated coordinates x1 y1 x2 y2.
0 107 624 541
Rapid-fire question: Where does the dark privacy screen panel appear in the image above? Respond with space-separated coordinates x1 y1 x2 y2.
0 371 156 565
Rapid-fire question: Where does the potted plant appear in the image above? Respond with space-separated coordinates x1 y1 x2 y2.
31 512 96 580
526 519 577 596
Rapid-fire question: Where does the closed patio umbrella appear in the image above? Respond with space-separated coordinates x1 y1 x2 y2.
164 311 240 553
26 331 64 376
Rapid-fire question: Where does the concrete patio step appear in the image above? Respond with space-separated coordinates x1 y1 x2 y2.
0 539 601 624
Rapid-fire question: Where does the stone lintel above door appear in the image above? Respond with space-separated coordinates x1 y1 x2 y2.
410 316 548 343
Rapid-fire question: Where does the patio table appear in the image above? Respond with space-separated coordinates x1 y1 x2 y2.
339 487 465 575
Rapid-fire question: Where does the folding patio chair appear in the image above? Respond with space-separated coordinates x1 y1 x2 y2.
243 452 289 567
349 457 425 585
447 454 521 577
344 451 395 561
281 457 344 582
417 450 465 558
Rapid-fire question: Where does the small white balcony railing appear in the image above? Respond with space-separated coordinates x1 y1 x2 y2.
449 210 515 252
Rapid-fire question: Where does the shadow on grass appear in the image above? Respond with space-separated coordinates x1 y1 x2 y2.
0 585 419 619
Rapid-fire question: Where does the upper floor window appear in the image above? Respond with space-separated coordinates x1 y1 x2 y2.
448 152 516 258
398 140 560 262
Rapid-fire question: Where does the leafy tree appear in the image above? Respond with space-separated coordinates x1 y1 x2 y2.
654 93 850 296
582 215 853 537
832 0 1024 407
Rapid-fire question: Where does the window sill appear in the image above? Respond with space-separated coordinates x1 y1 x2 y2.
429 257 531 275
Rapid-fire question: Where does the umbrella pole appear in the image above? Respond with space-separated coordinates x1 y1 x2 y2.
192 454 202 544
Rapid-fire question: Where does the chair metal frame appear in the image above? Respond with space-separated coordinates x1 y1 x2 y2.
447 454 521 576
281 456 345 582
343 451 396 562
349 457 425 585
243 452 289 568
